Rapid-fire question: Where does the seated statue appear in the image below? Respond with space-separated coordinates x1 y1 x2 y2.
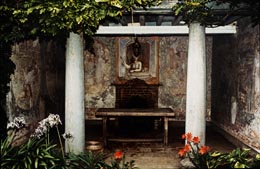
121 38 143 73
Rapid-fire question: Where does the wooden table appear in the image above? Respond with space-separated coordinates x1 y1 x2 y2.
96 108 175 146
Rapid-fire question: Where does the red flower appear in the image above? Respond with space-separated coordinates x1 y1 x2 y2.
199 146 210 155
183 144 191 152
192 136 200 144
181 133 186 139
178 149 186 157
114 150 123 160
186 132 192 142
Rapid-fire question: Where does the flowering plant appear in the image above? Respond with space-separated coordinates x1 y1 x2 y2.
178 132 211 168
2 114 142 169
109 150 139 169
178 133 260 169
1 115 63 169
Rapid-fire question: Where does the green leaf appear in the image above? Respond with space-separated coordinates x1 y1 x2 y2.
211 151 222 157
19 18 28 23
136 0 142 5
76 16 83 24
44 154 55 159
27 156 32 165
40 8 45 14
35 158 38 168
26 8 34 15
234 161 245 168
96 0 109 2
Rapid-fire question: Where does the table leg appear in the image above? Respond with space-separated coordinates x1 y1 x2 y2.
102 117 107 147
164 117 168 146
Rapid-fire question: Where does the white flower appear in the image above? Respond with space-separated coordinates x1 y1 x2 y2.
31 121 48 139
47 114 62 127
31 114 62 139
7 122 16 130
31 124 48 139
62 133 73 140
7 116 26 130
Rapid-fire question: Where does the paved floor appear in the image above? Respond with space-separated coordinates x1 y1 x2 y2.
85 120 236 169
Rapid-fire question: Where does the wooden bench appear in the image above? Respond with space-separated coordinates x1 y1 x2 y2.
96 108 175 147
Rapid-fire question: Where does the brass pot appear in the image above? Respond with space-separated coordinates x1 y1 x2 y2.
86 141 103 152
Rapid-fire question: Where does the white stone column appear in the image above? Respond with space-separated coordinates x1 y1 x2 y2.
185 22 206 145
65 32 85 153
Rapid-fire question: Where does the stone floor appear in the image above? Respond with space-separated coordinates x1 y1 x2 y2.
85 120 236 169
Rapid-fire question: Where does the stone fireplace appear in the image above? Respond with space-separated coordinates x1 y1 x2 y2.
112 78 161 132
113 78 160 109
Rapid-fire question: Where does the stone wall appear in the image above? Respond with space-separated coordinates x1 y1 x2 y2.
212 17 260 151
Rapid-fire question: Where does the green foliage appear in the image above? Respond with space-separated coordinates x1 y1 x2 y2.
1 136 60 169
1 134 138 169
172 0 259 26
66 151 109 169
108 155 139 169
1 116 138 169
172 0 215 25
205 148 260 169
251 154 260 168
179 133 260 168
208 148 260 169
1 0 161 43
178 133 211 169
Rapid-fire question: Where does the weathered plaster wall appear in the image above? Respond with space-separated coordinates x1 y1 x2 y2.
85 36 212 120
212 17 260 150
84 37 116 118
158 36 212 120
7 35 213 130
8 39 65 124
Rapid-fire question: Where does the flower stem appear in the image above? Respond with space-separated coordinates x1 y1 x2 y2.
56 126 65 159
47 127 50 144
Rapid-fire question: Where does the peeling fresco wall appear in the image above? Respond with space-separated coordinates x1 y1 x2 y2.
7 39 65 129
8 35 213 128
84 37 116 118
212 17 260 150
158 36 212 120
85 36 212 120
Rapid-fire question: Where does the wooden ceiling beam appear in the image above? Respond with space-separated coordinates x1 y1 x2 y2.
172 15 183 25
139 15 146 26
156 16 164 26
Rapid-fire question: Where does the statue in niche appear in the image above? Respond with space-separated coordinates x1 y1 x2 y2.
117 37 158 82
121 38 143 73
